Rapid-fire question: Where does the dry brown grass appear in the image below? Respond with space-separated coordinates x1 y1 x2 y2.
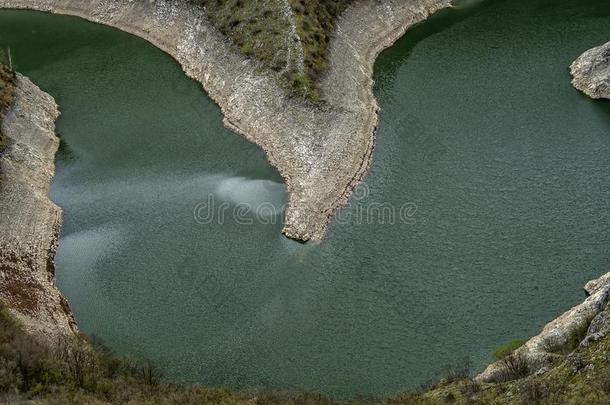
0 64 15 112
0 63 16 152
0 302 345 404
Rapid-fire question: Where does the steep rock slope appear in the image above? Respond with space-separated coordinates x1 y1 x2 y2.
477 271 610 382
0 73 77 340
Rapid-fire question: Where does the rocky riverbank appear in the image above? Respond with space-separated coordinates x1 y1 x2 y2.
0 73 76 341
476 271 610 382
571 40 610 99
0 0 452 242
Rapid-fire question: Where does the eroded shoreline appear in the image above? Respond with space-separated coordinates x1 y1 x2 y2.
0 73 76 341
0 0 453 242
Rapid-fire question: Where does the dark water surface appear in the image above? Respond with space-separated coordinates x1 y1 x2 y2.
1 0 610 398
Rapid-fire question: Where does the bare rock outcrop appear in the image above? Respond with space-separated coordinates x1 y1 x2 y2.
0 0 452 242
476 271 610 382
571 41 610 99
0 73 77 340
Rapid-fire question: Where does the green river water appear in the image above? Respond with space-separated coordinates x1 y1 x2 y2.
1 0 610 398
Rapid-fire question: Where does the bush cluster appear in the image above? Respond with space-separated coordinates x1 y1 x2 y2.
0 304 348 404
0 305 245 403
193 0 353 100
492 339 526 361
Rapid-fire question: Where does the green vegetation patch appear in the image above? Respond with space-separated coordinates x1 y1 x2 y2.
288 0 352 79
493 339 527 360
195 0 293 69
195 0 353 100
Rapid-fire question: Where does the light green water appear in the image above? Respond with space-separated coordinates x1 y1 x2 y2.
1 0 610 398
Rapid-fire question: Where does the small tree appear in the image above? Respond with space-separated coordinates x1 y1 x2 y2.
139 360 163 386
55 336 97 388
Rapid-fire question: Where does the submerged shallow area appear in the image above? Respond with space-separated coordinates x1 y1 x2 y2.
1 0 610 398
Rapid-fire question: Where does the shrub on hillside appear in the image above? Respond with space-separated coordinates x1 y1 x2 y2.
493 339 527 360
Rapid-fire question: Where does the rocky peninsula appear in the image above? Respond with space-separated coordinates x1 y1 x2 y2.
571 40 610 99
0 0 452 242
0 72 76 341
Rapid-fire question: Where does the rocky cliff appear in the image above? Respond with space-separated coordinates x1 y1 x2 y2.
477 271 610 383
571 40 610 99
0 73 77 340
0 0 452 242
